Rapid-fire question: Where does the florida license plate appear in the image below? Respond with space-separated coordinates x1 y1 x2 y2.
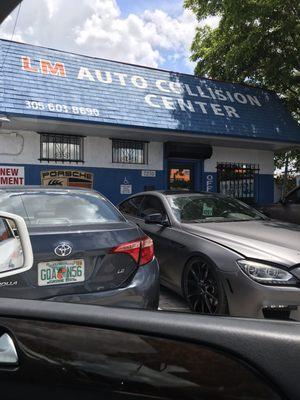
38 259 85 286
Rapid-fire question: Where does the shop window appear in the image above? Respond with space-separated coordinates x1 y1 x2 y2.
112 139 148 164
39 134 84 163
217 163 260 204
168 163 194 191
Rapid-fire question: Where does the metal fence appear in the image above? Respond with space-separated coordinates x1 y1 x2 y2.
217 163 260 204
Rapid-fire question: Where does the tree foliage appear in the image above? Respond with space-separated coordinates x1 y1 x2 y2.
185 0 300 173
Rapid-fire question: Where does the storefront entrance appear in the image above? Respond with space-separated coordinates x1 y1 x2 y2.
165 142 211 192
168 162 195 191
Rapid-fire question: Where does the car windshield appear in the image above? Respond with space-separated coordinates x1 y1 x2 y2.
0 191 124 226
167 195 267 223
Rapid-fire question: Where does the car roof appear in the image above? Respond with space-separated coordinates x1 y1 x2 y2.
157 190 224 196
121 190 226 199
0 185 97 194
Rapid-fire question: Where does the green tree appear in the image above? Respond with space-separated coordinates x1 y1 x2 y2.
185 0 300 188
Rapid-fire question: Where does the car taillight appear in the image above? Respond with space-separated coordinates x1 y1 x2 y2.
110 236 154 266
140 236 154 266
110 239 141 263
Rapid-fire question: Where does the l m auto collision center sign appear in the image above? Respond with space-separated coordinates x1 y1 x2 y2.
1 39 300 143
0 166 25 186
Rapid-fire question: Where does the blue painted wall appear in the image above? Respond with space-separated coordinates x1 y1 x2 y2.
0 39 299 144
257 174 274 204
202 172 218 193
0 163 164 205
0 162 273 204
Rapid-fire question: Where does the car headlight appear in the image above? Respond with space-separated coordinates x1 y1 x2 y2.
237 260 295 285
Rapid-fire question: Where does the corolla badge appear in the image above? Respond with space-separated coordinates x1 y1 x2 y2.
54 243 73 257
0 281 18 287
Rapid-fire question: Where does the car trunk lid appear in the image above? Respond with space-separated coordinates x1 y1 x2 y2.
24 222 143 298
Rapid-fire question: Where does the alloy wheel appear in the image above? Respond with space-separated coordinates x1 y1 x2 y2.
186 260 219 314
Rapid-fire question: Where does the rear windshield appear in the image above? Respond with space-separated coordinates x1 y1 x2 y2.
0 191 124 226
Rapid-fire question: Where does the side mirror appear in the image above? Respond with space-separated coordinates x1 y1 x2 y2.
144 213 170 226
0 212 33 278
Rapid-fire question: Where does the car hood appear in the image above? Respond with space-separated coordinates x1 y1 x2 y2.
181 219 300 267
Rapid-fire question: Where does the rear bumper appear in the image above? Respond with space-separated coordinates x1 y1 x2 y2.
47 258 160 310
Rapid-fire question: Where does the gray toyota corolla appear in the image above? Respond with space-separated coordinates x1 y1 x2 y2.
0 187 159 309
119 191 300 320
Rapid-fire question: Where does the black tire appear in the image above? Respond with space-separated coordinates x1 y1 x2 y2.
183 256 228 315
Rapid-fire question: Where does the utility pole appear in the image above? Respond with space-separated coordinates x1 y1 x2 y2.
281 151 290 199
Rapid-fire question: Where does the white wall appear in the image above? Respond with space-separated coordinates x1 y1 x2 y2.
204 146 274 175
0 131 39 164
0 130 164 170
0 130 275 175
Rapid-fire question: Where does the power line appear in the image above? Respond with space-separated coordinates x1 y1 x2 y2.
0 2 22 74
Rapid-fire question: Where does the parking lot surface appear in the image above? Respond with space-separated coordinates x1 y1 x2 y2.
159 286 190 312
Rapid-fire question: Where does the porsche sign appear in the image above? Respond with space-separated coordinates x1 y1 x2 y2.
41 170 93 189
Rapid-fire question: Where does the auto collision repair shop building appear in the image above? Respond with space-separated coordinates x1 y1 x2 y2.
0 39 300 205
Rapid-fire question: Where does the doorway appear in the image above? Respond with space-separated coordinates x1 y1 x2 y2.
168 162 195 191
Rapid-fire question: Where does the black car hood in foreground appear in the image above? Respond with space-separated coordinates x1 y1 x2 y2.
182 220 300 267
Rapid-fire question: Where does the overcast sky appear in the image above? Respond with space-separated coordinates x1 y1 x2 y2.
0 0 219 73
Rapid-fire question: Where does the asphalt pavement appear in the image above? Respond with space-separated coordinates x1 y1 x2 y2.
159 286 190 312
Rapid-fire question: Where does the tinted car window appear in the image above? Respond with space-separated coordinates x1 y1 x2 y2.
140 195 166 217
0 191 124 226
287 188 300 204
119 196 144 217
0 219 13 242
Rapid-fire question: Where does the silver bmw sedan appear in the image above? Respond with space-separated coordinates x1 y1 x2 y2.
119 190 300 320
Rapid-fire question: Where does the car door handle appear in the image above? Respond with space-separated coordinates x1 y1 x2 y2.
0 333 18 365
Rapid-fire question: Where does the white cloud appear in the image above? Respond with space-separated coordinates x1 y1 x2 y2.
0 31 23 42
46 0 61 19
0 0 218 72
201 15 220 29
75 2 198 68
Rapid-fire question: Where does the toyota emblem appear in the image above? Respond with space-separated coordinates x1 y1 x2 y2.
54 243 73 257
